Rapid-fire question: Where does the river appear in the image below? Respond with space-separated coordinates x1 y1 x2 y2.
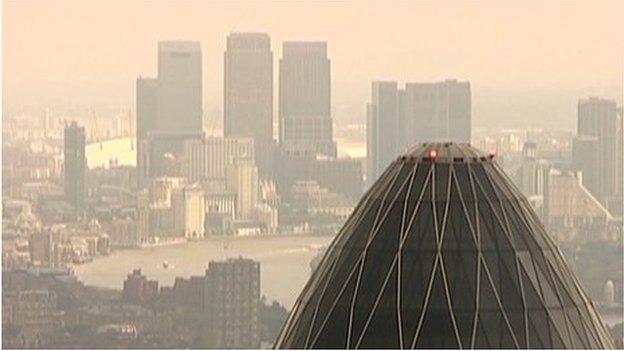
73 235 333 309
85 137 136 169
84 136 367 170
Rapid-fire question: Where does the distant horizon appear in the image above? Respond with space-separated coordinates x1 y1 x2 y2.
3 1 623 130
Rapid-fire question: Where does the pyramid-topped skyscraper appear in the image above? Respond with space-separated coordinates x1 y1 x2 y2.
275 143 614 349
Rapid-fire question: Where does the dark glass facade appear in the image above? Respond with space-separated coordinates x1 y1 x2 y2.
275 143 614 349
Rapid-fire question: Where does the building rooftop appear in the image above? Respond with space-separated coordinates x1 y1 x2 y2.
400 142 489 162
275 142 614 349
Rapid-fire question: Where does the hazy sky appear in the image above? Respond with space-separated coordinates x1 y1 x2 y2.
3 1 623 130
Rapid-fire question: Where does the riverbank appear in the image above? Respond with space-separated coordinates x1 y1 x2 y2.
73 235 333 309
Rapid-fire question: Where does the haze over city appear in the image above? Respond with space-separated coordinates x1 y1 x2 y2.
3 1 623 129
2 1 623 349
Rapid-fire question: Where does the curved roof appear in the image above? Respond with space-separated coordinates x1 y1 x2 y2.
275 142 614 349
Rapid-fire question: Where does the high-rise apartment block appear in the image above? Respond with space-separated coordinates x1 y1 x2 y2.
205 257 260 349
366 79 471 184
279 42 336 157
63 121 86 211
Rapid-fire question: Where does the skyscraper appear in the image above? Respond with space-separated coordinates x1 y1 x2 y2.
367 81 400 186
64 121 86 211
276 143 613 349
136 41 203 187
156 40 203 132
136 77 158 186
615 107 623 217
576 97 619 207
366 79 471 184
279 41 336 157
224 33 274 178
399 79 471 147
571 136 599 197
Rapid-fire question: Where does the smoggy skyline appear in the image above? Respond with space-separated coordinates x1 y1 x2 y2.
3 1 623 130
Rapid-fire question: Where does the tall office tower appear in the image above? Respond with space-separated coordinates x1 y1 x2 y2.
365 79 471 185
226 159 259 220
183 136 255 183
64 121 86 211
366 81 400 185
205 258 260 349
576 97 619 207
399 79 471 148
157 41 203 131
136 41 202 187
279 41 336 157
275 143 614 349
136 77 158 187
224 33 274 178
571 136 599 197
615 107 623 216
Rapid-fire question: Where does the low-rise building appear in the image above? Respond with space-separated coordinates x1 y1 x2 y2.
2 290 65 348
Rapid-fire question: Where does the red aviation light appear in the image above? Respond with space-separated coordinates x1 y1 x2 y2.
429 149 438 162
488 149 497 159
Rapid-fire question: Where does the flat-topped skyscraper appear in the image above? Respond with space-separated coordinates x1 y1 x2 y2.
157 40 203 132
279 41 336 157
575 97 621 210
367 81 400 186
367 79 471 184
224 33 274 178
136 77 158 185
136 40 203 187
399 79 471 146
64 121 86 211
